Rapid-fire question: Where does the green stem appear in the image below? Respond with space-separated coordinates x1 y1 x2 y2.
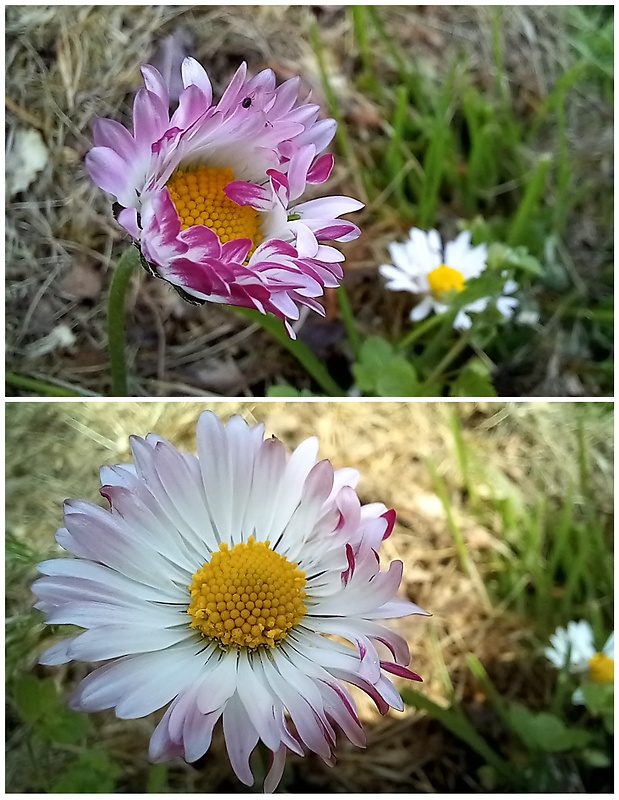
107 246 140 397
507 155 552 247
336 285 361 357
310 22 370 204
399 311 443 349
234 307 344 396
5 371 98 397
420 329 472 389
401 688 511 776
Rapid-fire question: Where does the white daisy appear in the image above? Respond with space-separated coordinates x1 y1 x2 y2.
545 620 598 672
33 412 427 791
380 228 518 330
545 621 614 704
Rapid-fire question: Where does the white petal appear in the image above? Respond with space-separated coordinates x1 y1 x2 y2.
236 653 282 751
195 650 240 714
69 641 205 717
223 693 259 786
409 296 433 322
67 625 192 661
258 649 331 759
453 310 472 330
264 745 288 794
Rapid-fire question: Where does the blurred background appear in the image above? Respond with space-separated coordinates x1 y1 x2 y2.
6 400 614 791
5 5 614 398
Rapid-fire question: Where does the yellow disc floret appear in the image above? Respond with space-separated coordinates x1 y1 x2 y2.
187 536 307 650
588 652 614 683
427 264 466 298
167 165 263 253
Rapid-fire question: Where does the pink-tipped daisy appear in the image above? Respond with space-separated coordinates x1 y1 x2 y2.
33 411 427 791
86 58 363 337
380 228 519 330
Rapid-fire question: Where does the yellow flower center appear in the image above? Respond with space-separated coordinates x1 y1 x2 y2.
588 652 614 683
167 165 263 253
427 264 466 299
187 536 307 650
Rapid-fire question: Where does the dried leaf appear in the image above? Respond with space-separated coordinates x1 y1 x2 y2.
25 324 75 359
60 259 103 302
6 128 48 198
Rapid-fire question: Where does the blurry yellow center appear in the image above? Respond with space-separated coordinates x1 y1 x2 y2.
588 652 614 683
167 165 263 252
427 264 465 298
187 536 307 650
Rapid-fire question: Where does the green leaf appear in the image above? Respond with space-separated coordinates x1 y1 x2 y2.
401 688 511 776
14 676 58 725
486 241 542 276
40 706 91 744
579 681 614 716
356 336 393 373
506 702 593 752
50 750 120 793
581 749 612 768
450 358 497 397
266 385 317 397
376 357 418 396
13 674 91 743
353 336 419 396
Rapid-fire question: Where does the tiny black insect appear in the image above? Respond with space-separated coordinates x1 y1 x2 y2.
241 97 252 109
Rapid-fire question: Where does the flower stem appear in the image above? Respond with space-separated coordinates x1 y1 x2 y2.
107 246 140 397
234 308 344 396
420 329 472 390
5 371 98 397
336 285 361 358
398 311 443 349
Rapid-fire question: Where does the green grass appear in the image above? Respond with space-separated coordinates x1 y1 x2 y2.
401 403 613 791
444 409 613 636
307 5 613 396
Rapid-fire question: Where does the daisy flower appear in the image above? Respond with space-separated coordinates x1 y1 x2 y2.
379 228 519 330
32 412 427 791
545 621 614 703
86 58 363 337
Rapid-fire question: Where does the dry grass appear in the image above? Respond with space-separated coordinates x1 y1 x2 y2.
6 6 611 396
5 400 613 791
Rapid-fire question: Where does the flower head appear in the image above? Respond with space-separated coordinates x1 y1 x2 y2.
86 59 363 337
33 412 427 791
545 621 614 703
380 228 518 330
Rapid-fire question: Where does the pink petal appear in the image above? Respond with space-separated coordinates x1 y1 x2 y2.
170 83 210 130
181 57 213 105
295 196 365 218
132 88 169 145
217 62 248 114
140 64 169 107
307 153 334 184
117 208 141 239
221 238 253 263
287 144 316 201
85 147 136 206
380 661 423 682
266 169 290 207
223 180 272 211
381 509 396 540
92 118 137 159
312 221 361 242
